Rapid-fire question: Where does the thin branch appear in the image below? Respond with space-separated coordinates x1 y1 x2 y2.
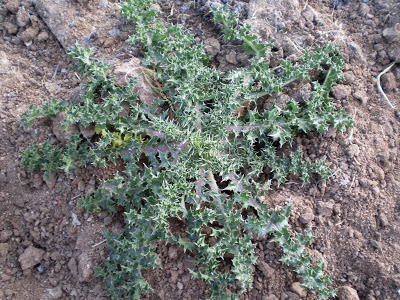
376 61 396 109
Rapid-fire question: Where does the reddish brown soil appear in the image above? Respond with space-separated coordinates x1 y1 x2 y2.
1 0 400 299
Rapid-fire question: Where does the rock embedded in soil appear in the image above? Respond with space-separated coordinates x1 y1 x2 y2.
317 201 334 217
18 246 45 270
337 286 360 300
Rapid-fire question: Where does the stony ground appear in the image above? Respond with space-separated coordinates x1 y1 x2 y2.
1 0 400 299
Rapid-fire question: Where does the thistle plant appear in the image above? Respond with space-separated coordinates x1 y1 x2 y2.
21 0 352 299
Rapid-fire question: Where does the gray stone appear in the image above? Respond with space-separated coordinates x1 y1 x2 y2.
337 286 359 300
18 246 45 270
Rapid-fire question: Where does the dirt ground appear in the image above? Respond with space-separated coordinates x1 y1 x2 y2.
1 0 400 299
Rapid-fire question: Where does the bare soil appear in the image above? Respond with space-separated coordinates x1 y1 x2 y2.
1 0 400 299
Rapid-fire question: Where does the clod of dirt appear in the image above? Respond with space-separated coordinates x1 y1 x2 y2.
353 91 368 106
37 31 49 42
290 282 306 298
337 285 360 300
264 296 279 300
43 172 56 189
226 51 238 65
4 22 18 35
346 144 360 157
204 37 221 57
5 0 20 14
317 201 334 217
0 229 12 243
257 261 275 278
331 0 348 10
382 24 400 43
358 3 370 17
168 246 179 260
77 252 93 282
332 84 352 100
381 72 397 92
47 286 63 298
20 26 39 44
18 246 45 270
378 213 389 228
281 291 300 300
299 208 315 225
16 6 30 28
0 243 9 263
67 257 78 278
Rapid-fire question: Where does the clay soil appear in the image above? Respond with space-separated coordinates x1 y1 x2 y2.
1 0 400 299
